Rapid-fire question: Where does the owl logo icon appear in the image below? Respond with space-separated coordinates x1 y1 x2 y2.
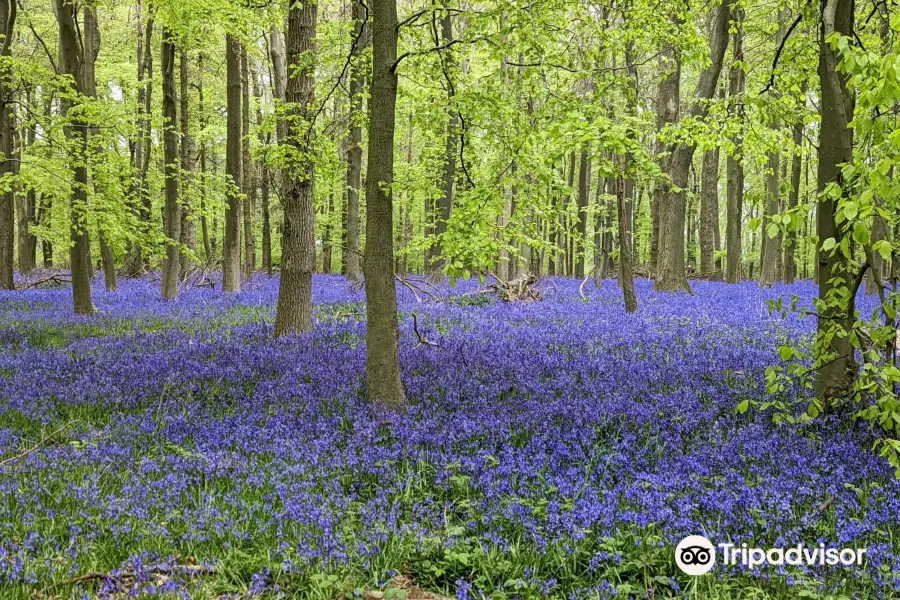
675 536 716 575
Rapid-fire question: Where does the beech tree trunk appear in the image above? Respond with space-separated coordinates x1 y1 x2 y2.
760 120 781 287
344 2 366 283
222 34 243 293
160 28 181 299
127 4 153 276
725 7 745 283
617 175 637 312
365 0 405 410
274 0 317 336
0 0 16 289
180 50 197 275
428 5 457 276
784 120 803 284
241 46 254 279
17 89 36 274
82 5 117 292
815 0 855 407
699 148 720 275
54 0 94 314
575 150 590 278
197 52 212 262
655 0 731 292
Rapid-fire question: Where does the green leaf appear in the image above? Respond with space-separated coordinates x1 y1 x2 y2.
736 400 750 414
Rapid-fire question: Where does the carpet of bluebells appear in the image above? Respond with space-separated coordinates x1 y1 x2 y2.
1 274 899 599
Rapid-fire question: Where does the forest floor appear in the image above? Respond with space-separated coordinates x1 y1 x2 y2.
0 274 898 599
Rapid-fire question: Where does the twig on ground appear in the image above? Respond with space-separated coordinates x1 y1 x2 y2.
0 423 72 470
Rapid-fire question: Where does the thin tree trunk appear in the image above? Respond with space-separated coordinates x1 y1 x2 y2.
222 34 243 293
274 0 317 336
725 7 745 283
160 27 181 299
760 119 781 287
343 4 366 283
197 52 212 262
127 6 153 276
253 63 272 277
180 50 197 275
617 175 637 312
429 4 457 275
241 46 254 279
0 0 16 289
699 148 720 275
365 0 405 410
81 5 117 292
784 119 803 284
17 92 36 273
575 150 590 278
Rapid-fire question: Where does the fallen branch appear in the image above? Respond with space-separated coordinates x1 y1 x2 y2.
411 313 439 348
0 423 71 470
19 274 72 291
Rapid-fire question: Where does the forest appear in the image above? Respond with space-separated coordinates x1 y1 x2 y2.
0 0 900 598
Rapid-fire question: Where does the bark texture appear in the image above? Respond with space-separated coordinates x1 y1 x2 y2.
364 0 405 410
222 34 242 293
274 0 317 337
725 7 745 283
655 0 731 292
54 0 94 314
160 28 181 299
814 0 855 406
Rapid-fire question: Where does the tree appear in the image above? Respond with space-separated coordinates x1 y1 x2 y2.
344 0 367 284
364 0 404 410
222 34 242 293
814 0 854 406
725 6 745 284
160 27 181 300
655 0 732 292
699 148 719 276
53 0 94 314
0 0 16 290
274 0 317 337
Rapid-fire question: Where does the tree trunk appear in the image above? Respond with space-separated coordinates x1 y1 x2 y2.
241 45 254 279
575 150 590 278
253 63 273 277
180 50 197 275
197 52 212 262
429 4 457 275
344 2 366 283
82 5 118 292
617 175 637 312
54 0 94 314
655 0 731 292
127 5 153 276
760 120 781 287
0 0 16 289
222 34 243 293
784 119 803 284
699 148 720 275
725 6 745 283
814 0 855 407
365 0 405 410
17 129 36 273
274 0 317 336
160 28 181 299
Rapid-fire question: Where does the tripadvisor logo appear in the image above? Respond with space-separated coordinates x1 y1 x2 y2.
675 536 867 576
